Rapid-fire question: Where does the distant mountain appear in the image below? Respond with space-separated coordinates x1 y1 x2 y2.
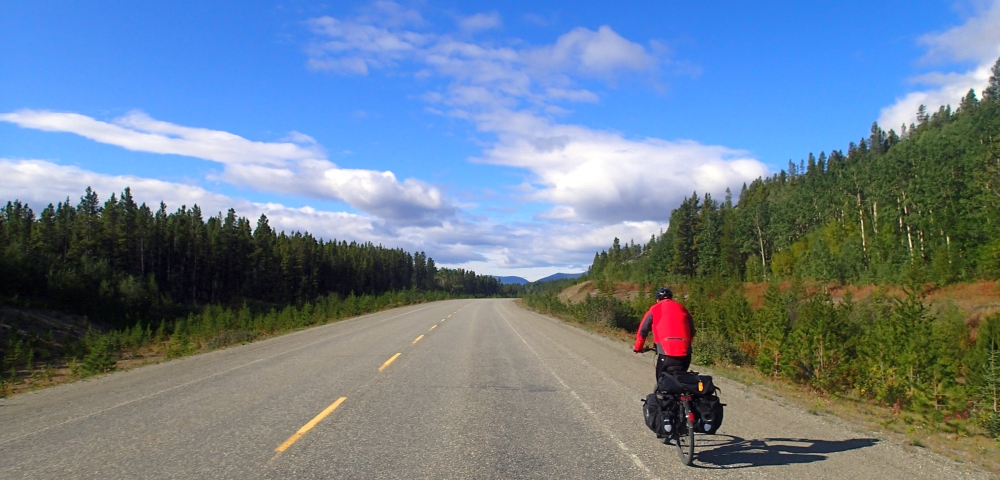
494 276 529 285
534 272 585 283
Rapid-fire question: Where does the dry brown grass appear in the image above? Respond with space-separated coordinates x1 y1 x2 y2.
557 280 646 305
740 280 1000 336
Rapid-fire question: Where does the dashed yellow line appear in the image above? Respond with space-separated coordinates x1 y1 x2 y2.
275 397 346 453
441 318 446 322
429 325 436 331
412 335 424 344
379 353 402 371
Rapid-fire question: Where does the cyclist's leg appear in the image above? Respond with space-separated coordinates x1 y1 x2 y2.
678 354 691 371
660 354 690 372
655 353 671 380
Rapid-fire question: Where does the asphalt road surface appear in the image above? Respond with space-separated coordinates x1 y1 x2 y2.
0 299 989 479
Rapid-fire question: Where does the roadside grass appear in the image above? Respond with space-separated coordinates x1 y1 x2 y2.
0 291 453 398
515 298 1000 476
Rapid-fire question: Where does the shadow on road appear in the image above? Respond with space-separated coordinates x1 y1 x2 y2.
694 435 878 469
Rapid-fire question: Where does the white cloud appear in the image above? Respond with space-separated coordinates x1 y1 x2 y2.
306 12 658 112
1 3 769 276
458 12 502 33
478 118 766 224
0 158 380 241
0 109 451 224
0 110 318 166
305 6 765 230
0 158 604 268
919 1 1000 64
526 26 656 77
879 0 1000 129
495 220 664 267
0 158 665 275
878 63 993 130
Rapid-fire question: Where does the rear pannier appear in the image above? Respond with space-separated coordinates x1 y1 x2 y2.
642 393 663 434
692 395 725 434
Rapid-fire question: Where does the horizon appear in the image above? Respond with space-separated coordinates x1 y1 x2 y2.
3 1 999 280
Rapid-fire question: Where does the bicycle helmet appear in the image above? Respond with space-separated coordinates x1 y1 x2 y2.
655 287 673 301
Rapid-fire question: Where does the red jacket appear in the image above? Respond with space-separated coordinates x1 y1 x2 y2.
634 299 695 356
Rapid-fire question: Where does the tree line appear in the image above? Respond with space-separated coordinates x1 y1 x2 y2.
0 186 516 329
591 58 1000 287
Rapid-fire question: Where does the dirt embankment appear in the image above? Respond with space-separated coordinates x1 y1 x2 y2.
742 281 1000 324
558 281 647 304
561 280 1000 326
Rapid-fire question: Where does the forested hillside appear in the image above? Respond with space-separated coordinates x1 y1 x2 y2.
529 58 1000 438
591 59 1000 286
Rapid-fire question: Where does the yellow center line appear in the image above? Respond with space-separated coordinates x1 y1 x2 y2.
441 318 445 322
379 353 402 371
429 325 437 331
412 335 424 344
275 397 346 453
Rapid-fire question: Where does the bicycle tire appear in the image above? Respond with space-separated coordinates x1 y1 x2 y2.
676 401 695 466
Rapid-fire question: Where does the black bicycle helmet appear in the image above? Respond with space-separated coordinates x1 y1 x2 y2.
655 287 673 300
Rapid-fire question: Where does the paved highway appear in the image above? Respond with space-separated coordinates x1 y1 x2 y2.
0 299 988 478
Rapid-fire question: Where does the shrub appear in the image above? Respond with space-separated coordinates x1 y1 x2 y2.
76 330 117 376
692 329 746 366
579 294 634 329
206 330 256 349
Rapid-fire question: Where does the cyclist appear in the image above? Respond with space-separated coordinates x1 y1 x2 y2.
633 287 696 380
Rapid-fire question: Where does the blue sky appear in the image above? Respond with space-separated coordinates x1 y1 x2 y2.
3 1 999 280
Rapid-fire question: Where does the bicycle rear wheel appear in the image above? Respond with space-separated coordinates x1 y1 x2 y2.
676 401 695 466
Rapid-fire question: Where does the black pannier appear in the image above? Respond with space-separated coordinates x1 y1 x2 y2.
656 373 684 394
657 372 716 397
642 393 663 433
695 374 716 396
692 395 725 434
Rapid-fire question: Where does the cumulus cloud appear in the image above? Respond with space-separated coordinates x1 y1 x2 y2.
919 1 1000 64
0 110 451 224
1 2 769 277
305 1 767 231
0 158 381 242
878 63 993 130
306 9 659 112
479 121 766 224
0 157 665 276
526 26 656 77
492 220 664 268
458 12 502 32
879 0 1000 129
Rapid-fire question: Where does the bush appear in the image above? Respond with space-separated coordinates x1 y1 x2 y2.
980 411 1000 438
75 330 117 376
579 295 635 329
206 330 256 349
979 239 1000 280
692 329 746 366
977 342 1000 437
